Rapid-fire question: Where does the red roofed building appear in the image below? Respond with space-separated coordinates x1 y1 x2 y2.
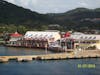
8 32 23 46
10 32 22 37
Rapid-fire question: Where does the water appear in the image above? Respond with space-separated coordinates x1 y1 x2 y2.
0 46 100 75
0 46 52 56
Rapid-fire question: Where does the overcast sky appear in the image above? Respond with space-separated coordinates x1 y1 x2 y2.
5 0 100 13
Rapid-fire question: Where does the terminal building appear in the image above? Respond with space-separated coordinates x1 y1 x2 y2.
70 32 100 50
24 31 61 43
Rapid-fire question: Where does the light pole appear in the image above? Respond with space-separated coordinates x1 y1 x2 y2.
71 39 73 50
45 43 48 54
64 39 67 52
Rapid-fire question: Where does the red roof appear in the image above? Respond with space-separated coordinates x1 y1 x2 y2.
64 32 70 37
10 32 22 37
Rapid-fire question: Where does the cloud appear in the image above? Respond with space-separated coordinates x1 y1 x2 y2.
78 1 88 7
5 0 15 3
6 0 38 7
20 0 29 6
31 0 38 5
5 0 100 13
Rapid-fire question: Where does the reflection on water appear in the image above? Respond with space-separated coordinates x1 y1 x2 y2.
0 46 52 56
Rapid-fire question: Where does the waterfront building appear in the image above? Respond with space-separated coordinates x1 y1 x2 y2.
48 32 75 52
8 32 23 46
70 32 100 50
24 31 61 43
23 31 61 48
7 31 61 48
48 32 100 51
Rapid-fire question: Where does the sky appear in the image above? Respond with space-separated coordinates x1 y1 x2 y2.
5 0 100 13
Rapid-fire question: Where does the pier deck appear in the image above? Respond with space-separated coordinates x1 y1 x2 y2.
0 50 100 63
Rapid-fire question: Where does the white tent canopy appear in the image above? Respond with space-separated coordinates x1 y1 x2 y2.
24 31 61 42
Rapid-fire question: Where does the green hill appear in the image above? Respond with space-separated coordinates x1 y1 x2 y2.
0 0 100 32
0 0 49 27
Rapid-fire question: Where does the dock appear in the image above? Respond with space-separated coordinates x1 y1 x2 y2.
0 50 100 63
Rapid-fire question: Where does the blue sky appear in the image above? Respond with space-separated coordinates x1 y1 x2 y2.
5 0 100 13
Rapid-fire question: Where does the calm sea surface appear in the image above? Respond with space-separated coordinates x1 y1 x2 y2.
0 46 100 75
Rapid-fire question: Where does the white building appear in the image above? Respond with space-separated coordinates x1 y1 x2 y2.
24 31 61 43
8 32 23 46
70 32 100 50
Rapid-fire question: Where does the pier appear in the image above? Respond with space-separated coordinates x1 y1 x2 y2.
0 50 100 63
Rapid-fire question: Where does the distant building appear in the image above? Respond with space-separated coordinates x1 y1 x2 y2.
8 32 23 46
48 24 60 30
70 32 100 50
10 32 23 41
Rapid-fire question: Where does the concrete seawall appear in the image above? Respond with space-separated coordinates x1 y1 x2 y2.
0 50 100 63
